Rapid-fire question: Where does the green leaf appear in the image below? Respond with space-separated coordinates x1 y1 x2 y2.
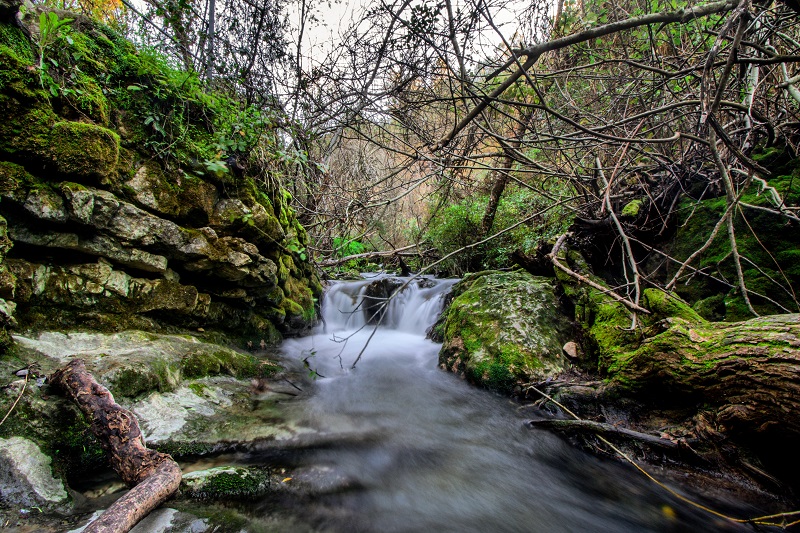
127 85 142 91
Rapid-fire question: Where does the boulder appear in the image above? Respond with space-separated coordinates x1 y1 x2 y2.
437 270 573 393
49 121 120 181
0 436 70 514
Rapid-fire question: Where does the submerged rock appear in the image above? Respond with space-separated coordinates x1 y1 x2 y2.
437 270 573 393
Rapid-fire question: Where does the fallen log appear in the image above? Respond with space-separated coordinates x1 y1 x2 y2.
51 359 181 533
316 243 425 267
608 314 800 440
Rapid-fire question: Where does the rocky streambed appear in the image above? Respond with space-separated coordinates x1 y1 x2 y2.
2 274 798 532
0 329 323 531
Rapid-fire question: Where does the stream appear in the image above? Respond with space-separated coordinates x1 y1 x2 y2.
258 275 762 532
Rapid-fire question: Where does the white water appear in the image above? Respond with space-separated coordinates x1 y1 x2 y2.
271 276 757 532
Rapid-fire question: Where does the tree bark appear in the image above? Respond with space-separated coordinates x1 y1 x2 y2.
51 359 182 533
479 110 533 237
609 314 800 439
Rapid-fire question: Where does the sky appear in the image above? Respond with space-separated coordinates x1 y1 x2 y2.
287 0 550 60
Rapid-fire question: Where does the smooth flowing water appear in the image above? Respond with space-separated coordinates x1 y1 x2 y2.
271 275 758 532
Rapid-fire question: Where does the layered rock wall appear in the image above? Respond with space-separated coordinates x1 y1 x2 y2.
0 17 320 343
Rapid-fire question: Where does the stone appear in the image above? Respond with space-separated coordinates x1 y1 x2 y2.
563 341 581 360
180 466 276 500
437 270 573 393
49 121 120 180
0 437 69 513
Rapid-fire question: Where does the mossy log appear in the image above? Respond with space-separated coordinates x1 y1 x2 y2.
51 359 181 533
608 314 800 440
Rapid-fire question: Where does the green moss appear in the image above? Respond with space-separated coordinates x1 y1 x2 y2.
109 358 181 398
0 97 56 157
153 439 217 458
641 288 704 324
692 293 726 321
49 121 120 179
668 173 800 319
71 74 110 125
0 44 40 101
0 24 34 65
182 349 269 379
181 466 274 501
188 382 208 395
620 199 642 217
0 160 37 193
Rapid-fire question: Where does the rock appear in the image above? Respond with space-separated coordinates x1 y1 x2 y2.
124 162 217 225
437 271 573 393
362 277 405 324
0 436 70 514
2 330 305 467
180 466 276 500
13 330 272 398
49 121 120 181
562 341 581 360
9 225 169 273
0 0 22 22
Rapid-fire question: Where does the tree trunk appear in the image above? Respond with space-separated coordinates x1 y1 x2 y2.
51 359 182 533
609 314 800 439
479 110 533 236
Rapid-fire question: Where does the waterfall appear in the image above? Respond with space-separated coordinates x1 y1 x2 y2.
320 275 459 335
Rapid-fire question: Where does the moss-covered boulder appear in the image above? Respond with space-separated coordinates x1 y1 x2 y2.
48 121 120 180
437 270 573 393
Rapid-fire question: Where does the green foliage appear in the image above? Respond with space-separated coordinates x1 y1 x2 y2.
332 236 366 258
424 185 573 275
36 11 73 94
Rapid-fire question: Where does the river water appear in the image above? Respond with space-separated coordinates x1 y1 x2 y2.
269 276 758 532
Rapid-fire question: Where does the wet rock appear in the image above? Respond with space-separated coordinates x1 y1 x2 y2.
362 277 406 324
180 466 276 500
437 271 573 393
124 162 217 225
8 330 310 448
13 330 273 399
0 436 70 514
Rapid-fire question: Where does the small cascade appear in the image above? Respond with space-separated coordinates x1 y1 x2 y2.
320 275 458 335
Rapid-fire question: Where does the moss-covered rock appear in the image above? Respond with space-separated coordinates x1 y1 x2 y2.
666 169 800 320
438 270 573 393
49 121 120 180
0 16 320 340
180 466 276 500
0 97 56 157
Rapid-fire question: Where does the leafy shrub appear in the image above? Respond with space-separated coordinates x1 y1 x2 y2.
424 185 573 275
